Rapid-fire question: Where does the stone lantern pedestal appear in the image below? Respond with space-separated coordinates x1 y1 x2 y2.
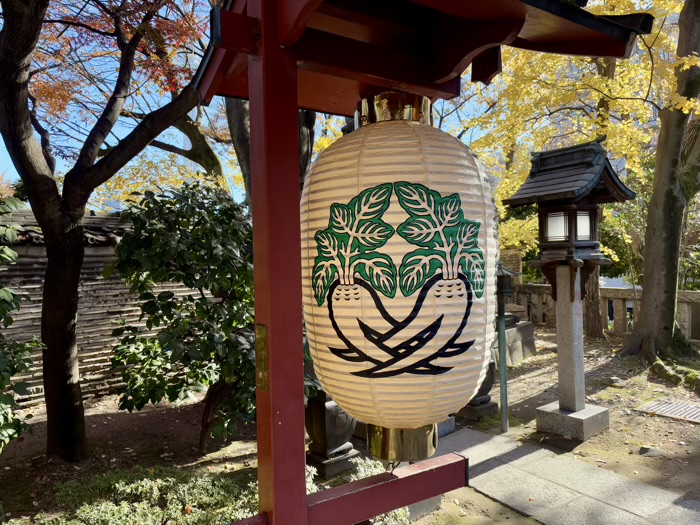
535 263 609 440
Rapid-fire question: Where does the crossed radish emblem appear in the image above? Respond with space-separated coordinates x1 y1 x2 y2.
312 182 485 378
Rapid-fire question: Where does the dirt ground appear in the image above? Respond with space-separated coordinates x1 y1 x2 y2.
1 327 699 522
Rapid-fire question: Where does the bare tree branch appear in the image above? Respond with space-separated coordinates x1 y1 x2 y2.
71 84 199 195
43 18 116 38
28 94 56 174
70 4 160 174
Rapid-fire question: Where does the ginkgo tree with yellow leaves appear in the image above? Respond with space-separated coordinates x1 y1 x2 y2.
438 0 700 365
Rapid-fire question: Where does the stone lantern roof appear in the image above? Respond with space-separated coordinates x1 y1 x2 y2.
502 138 636 207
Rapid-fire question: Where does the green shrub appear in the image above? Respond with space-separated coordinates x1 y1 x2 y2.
349 457 410 525
111 183 255 447
5 466 265 524
1 197 41 456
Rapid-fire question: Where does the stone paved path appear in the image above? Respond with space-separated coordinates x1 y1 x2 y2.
434 428 700 525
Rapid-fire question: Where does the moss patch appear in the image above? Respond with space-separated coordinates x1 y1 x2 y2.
474 413 523 432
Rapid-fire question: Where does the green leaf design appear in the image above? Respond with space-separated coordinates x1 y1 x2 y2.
330 204 352 234
395 181 485 294
399 249 443 297
455 220 480 249
394 182 438 217
312 260 337 306
356 253 397 298
397 217 439 247
461 252 485 298
315 230 339 259
356 220 394 249
436 195 462 228
351 183 393 221
312 183 396 303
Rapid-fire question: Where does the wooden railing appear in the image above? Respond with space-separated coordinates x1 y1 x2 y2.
512 284 700 340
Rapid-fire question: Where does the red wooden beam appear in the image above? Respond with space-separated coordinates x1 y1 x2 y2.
278 0 324 46
213 9 259 56
471 47 502 86
236 515 268 525
511 37 632 58
247 0 307 524
295 29 460 100
432 18 524 83
307 453 469 525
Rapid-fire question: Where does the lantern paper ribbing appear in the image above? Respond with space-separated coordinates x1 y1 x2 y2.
301 120 497 430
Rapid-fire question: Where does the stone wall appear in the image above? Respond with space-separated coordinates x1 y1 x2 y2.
500 249 523 285
1 244 189 406
513 283 700 340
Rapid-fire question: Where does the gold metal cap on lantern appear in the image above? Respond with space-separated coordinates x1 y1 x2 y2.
366 424 438 462
355 92 432 128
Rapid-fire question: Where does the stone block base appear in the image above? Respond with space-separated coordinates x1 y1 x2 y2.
408 495 442 521
306 449 360 479
535 401 609 441
456 401 499 421
491 322 537 368
437 416 456 437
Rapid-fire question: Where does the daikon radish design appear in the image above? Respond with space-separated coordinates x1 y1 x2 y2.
312 181 485 378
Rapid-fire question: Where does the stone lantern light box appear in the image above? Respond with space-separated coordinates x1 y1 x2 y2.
504 138 634 263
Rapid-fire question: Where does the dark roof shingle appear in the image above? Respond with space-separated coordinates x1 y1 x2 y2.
503 139 635 207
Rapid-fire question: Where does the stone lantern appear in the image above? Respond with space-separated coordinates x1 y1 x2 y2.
504 138 634 440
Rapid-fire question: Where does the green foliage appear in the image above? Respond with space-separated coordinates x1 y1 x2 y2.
4 465 309 524
1 458 410 524
112 183 255 441
10 180 29 202
0 197 39 455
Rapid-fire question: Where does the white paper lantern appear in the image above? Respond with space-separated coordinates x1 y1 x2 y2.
301 93 497 450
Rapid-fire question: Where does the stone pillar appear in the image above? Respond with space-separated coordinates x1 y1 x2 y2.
517 292 528 311
545 294 556 327
531 294 543 324
555 264 585 412
676 302 692 340
599 297 608 331
535 262 609 441
613 299 627 334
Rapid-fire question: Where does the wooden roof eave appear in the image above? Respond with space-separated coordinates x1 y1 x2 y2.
599 158 636 202
195 0 653 114
503 156 636 207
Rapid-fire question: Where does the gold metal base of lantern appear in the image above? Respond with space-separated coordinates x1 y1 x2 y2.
366 423 438 462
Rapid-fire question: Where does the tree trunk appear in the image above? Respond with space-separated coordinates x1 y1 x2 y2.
584 265 605 338
624 0 700 363
225 98 316 202
199 378 235 453
626 108 689 362
42 219 88 461
582 57 614 340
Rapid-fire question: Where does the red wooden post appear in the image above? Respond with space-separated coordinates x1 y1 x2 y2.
248 0 307 524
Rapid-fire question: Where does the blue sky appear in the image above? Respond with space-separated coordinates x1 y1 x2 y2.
1 144 18 181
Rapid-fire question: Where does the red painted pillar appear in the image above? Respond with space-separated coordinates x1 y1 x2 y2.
247 0 307 524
